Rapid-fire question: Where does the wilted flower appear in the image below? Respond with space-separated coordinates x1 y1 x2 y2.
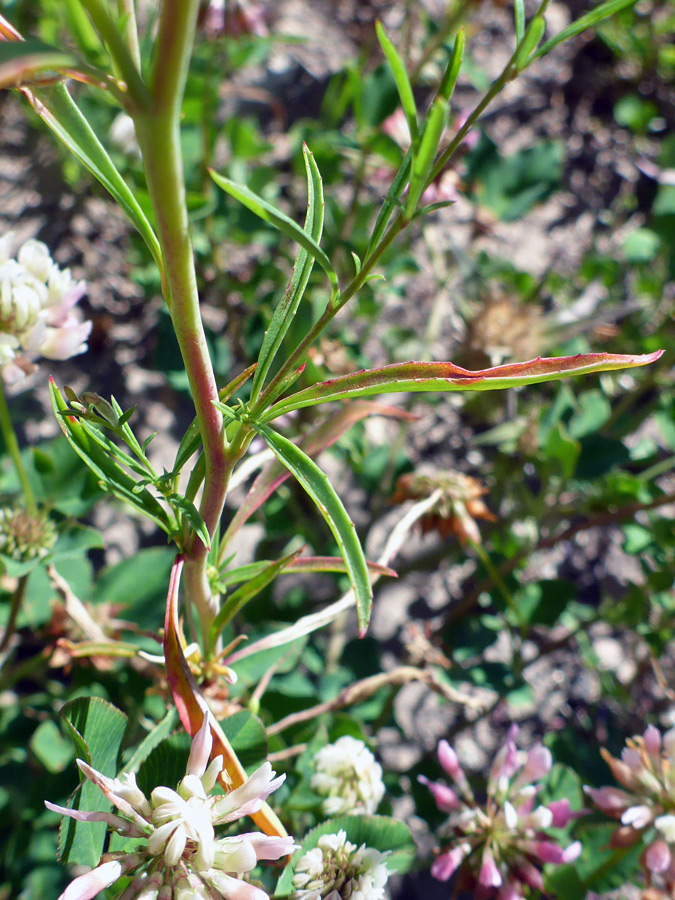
0 504 57 561
420 726 581 898
586 724 675 894
311 736 385 817
200 0 268 38
46 714 296 900
291 829 390 900
390 469 495 544
0 233 90 384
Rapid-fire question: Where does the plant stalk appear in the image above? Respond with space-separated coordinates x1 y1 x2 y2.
133 0 226 646
0 380 36 511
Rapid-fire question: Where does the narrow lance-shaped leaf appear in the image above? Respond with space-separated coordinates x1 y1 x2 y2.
163 556 288 839
250 145 324 402
0 38 81 88
210 546 305 646
406 98 448 216
375 21 418 146
366 149 412 257
253 424 373 635
210 168 339 298
218 556 397 589
218 401 415 546
50 379 172 533
0 18 162 271
513 0 526 42
531 0 638 62
261 351 664 421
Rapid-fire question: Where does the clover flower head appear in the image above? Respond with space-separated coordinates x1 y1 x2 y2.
310 736 385 817
0 232 90 384
420 726 581 898
0 504 57 561
46 714 296 900
585 724 675 893
291 829 390 900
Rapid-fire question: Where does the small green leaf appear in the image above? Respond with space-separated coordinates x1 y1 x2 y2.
276 815 416 896
30 83 161 267
514 14 546 71
531 0 638 62
375 21 418 146
167 493 210 549
255 424 373 635
366 150 411 256
514 0 525 42
220 710 268 771
250 145 324 403
406 97 448 215
210 168 338 295
210 546 303 642
438 29 465 101
59 698 128 866
30 720 74 773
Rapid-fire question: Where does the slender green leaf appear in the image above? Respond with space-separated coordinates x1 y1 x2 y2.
167 493 210 549
375 21 418 145
438 29 465 101
406 98 448 215
514 0 525 42
218 401 414 544
262 351 664 421
210 547 304 644
514 14 546 71
0 38 79 88
210 168 338 294
250 145 324 401
50 380 171 532
255 424 373 635
531 0 638 62
217 555 397 588
366 149 411 256
29 82 161 267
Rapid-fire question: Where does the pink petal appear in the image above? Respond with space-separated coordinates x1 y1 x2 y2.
583 785 633 815
438 740 462 780
237 832 298 860
431 844 470 881
44 801 142 836
646 839 672 874
547 798 573 828
532 841 565 864
58 855 140 900
644 725 662 757
418 775 462 812
479 850 502 887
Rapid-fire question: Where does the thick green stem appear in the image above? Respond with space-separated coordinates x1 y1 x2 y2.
133 0 226 647
0 380 36 511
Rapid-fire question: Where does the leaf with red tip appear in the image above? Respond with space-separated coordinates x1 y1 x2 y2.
163 556 288 838
261 351 664 422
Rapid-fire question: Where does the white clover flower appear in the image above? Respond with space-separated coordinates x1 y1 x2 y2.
291 830 390 900
0 233 91 384
46 715 297 900
310 736 385 817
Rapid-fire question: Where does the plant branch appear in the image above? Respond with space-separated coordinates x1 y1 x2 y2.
267 665 483 736
0 380 36 511
133 0 226 645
